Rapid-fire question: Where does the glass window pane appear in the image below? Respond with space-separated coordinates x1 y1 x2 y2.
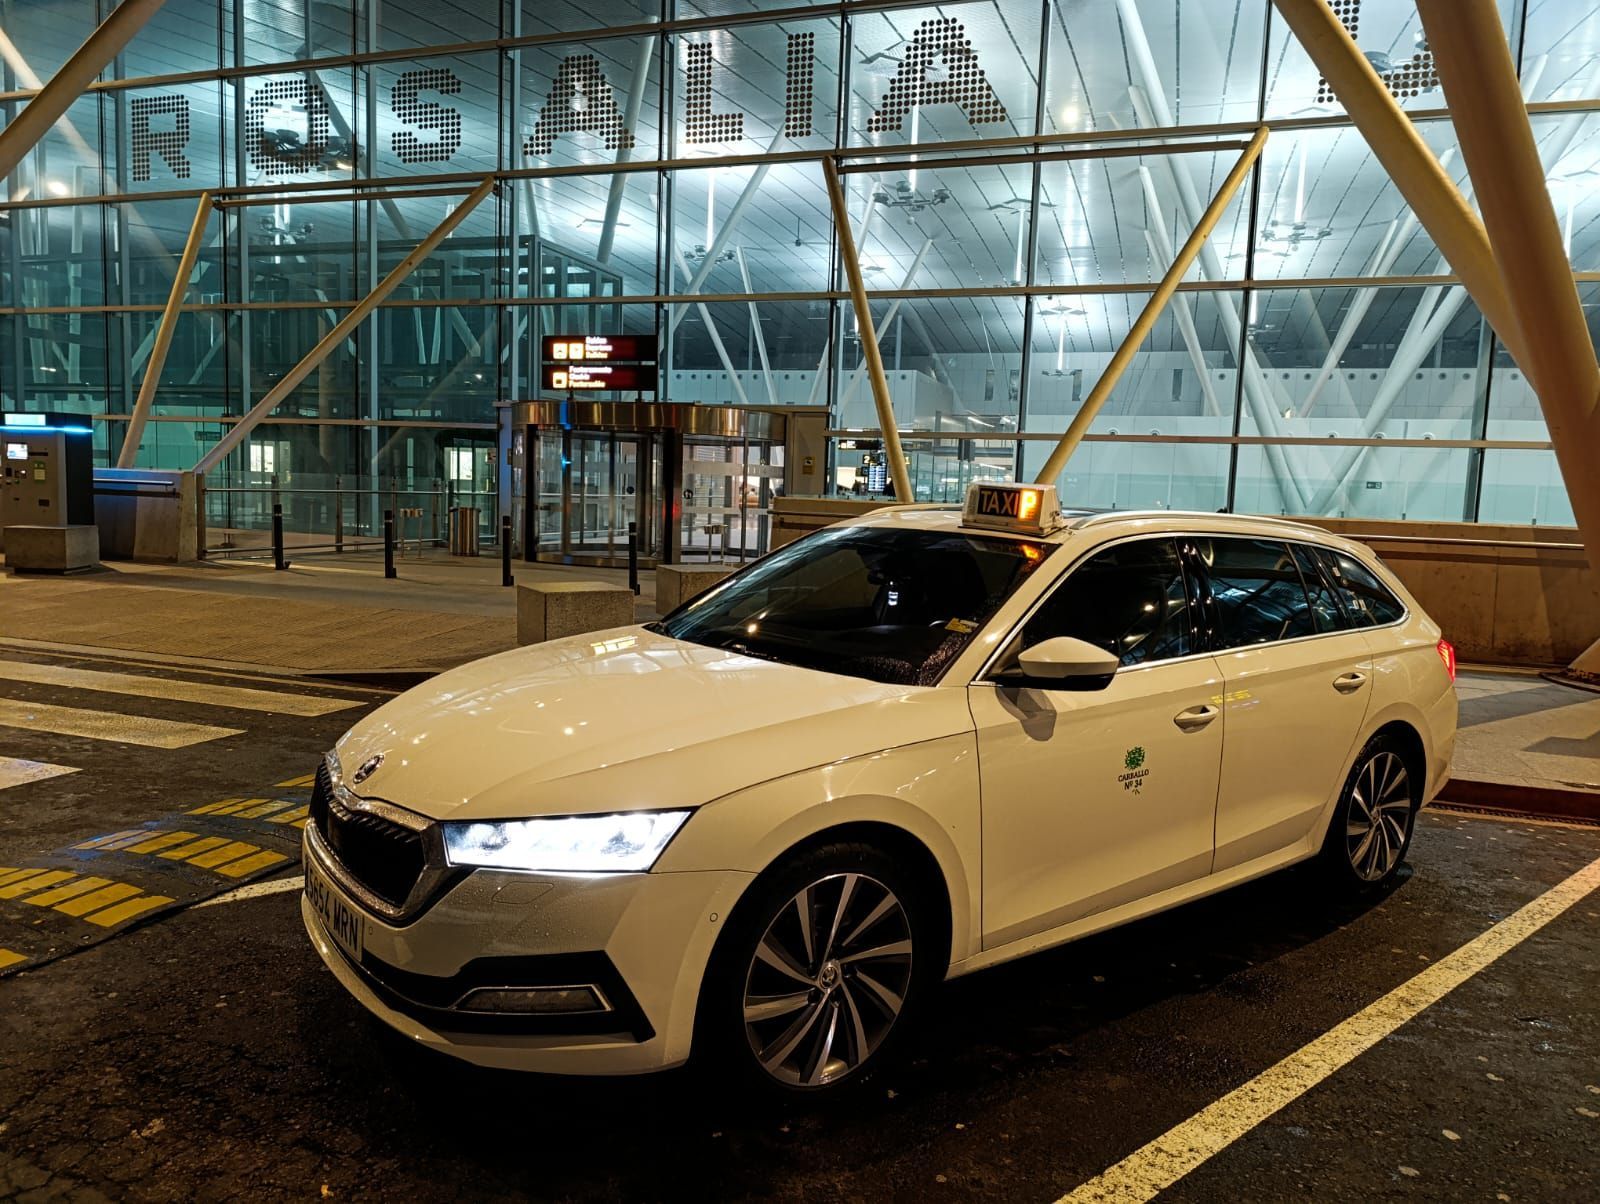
1197 536 1315 647
671 162 830 295
1265 0 1516 120
847 2 1044 148
1477 449 1577 527
1234 443 1474 520
1026 291 1242 439
1036 148 1251 289
374 53 502 178
1044 0 1267 135
835 295 1024 432
520 36 664 169
1024 537 1193 666
670 19 840 157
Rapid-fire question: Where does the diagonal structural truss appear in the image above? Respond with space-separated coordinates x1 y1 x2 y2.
191 177 497 476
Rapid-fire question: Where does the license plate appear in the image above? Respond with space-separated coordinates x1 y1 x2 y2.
305 855 364 963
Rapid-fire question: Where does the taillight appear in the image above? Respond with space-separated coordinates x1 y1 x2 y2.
1436 638 1457 682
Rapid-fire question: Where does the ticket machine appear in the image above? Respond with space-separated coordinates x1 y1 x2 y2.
0 412 95 552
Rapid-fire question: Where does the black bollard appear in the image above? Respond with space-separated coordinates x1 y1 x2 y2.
272 502 289 570
384 509 397 579
500 514 513 587
627 521 639 596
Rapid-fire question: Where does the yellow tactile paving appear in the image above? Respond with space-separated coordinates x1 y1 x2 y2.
214 849 290 878
53 882 142 917
208 799 263 816
0 948 26 970
22 876 115 908
0 870 73 899
124 830 201 855
236 800 295 820
0 867 50 887
84 893 174 928
185 841 260 869
71 830 146 851
155 836 231 861
268 805 311 826
277 774 317 788
186 798 244 815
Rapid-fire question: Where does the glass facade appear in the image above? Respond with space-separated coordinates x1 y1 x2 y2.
1 0 1596 525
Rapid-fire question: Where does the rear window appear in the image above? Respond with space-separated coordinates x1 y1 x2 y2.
1317 549 1406 627
1196 537 1316 648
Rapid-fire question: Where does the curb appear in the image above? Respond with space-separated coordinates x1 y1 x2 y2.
1433 776 1600 825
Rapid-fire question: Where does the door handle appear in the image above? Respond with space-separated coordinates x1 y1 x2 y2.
1333 671 1369 693
1173 704 1220 731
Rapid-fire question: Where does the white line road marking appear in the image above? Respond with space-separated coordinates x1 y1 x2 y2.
1058 853 1600 1204
0 659 360 717
0 756 79 790
194 875 304 908
0 698 242 749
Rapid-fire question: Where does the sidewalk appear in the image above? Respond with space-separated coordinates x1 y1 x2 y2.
1442 668 1600 818
3 553 1597 818
0 548 656 675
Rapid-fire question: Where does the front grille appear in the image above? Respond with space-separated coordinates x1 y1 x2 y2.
311 760 428 909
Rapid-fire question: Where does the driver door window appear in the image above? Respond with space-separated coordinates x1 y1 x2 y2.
1016 538 1196 667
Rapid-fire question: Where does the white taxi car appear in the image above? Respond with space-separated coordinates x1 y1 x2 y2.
302 482 1456 1097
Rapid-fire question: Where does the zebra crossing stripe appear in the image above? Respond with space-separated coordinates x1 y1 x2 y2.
0 757 78 791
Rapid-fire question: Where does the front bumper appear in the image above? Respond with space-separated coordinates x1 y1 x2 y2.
302 826 753 1074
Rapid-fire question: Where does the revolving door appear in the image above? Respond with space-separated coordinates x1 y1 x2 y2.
511 401 786 568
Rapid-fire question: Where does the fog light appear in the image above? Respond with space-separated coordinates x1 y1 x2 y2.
455 985 610 1014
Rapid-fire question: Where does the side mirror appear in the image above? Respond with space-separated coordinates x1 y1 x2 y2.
999 636 1120 690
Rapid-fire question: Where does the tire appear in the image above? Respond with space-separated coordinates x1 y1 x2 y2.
698 839 944 1101
1319 734 1420 892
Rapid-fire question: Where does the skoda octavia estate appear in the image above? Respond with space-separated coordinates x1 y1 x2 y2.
302 482 1457 1097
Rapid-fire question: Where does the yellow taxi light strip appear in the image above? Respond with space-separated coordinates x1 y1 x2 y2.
0 870 73 899
84 893 174 928
22 875 114 908
0 948 26 970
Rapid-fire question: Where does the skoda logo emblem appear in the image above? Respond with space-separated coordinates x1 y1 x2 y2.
351 754 384 786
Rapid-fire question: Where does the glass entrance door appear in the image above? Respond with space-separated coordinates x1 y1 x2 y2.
528 427 664 566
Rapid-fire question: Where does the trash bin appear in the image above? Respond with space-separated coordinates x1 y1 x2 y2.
448 506 481 556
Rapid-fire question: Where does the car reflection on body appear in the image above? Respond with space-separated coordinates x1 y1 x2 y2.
302 481 1456 1098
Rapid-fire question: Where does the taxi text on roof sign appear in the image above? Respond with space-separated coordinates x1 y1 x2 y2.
961 482 1064 536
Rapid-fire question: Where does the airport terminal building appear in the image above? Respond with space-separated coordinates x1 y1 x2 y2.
2 0 1598 556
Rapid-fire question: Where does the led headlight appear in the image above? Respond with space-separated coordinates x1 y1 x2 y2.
441 810 691 873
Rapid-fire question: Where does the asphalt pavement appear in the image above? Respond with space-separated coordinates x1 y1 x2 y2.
0 647 1596 1202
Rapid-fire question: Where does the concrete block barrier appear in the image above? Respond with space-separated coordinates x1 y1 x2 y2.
3 524 100 573
517 581 636 645
654 564 735 614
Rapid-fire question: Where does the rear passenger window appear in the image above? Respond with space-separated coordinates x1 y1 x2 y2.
1317 549 1406 626
1022 538 1194 667
1290 543 1347 633
1199 538 1316 647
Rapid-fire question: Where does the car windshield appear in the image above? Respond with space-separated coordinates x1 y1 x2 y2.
652 525 1054 686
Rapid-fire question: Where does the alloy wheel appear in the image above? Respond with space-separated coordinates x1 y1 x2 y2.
1345 750 1413 882
741 872 914 1087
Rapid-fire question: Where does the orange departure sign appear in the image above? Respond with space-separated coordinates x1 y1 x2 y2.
541 335 657 363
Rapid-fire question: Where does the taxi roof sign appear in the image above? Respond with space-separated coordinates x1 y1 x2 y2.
961 482 1063 536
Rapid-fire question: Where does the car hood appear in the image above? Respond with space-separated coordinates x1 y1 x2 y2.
333 626 969 821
